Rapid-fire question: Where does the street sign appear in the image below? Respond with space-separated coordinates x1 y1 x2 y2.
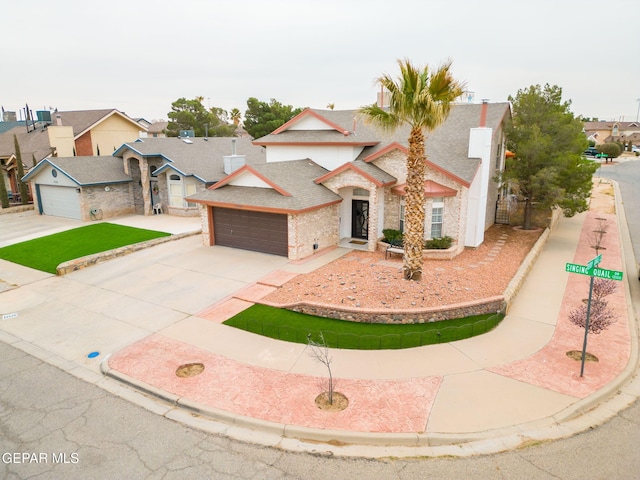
565 262 623 281
565 263 592 276
587 254 602 270
591 267 623 281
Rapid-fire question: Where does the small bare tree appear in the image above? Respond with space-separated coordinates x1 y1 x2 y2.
306 333 334 405
590 217 609 254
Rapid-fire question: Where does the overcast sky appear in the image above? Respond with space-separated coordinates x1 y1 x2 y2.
2 0 639 123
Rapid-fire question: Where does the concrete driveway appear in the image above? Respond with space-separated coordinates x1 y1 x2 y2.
0 210 291 374
0 209 201 248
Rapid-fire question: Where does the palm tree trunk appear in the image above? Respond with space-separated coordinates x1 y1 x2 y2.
403 127 426 280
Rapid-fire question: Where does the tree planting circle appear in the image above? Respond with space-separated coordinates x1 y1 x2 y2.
566 350 599 362
315 391 349 411
175 362 205 378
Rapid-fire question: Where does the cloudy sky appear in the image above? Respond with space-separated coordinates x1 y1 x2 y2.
3 0 639 123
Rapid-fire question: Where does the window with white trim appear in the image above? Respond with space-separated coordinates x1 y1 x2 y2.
399 201 405 233
430 197 444 238
168 174 197 207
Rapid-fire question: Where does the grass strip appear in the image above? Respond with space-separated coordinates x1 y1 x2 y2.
223 304 503 350
0 223 170 273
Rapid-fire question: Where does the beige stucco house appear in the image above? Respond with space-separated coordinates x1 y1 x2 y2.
584 120 640 147
1 109 147 203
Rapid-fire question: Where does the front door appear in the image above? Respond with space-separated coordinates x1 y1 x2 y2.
351 200 369 239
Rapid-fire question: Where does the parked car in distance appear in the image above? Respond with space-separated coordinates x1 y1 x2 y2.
584 147 599 157
632 145 640 153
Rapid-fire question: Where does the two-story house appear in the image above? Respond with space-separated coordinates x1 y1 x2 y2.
189 101 511 260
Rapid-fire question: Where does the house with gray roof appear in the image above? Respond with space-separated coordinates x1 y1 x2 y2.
21 136 265 221
112 136 265 217
22 156 133 221
188 102 511 260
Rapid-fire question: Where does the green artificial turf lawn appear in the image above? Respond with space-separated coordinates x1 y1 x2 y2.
0 223 170 273
223 304 504 350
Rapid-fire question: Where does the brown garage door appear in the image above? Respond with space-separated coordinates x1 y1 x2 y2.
213 208 288 257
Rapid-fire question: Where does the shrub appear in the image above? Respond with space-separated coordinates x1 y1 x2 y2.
382 229 403 246
597 142 621 159
425 236 453 249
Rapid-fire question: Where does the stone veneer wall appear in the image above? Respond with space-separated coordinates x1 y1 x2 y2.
198 204 212 246
288 205 339 260
80 184 135 221
268 297 505 323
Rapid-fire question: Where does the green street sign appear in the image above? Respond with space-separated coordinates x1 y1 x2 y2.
565 262 623 281
587 254 602 270
565 263 592 276
591 267 623 281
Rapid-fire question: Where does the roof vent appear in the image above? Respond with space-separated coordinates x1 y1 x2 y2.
181 138 193 144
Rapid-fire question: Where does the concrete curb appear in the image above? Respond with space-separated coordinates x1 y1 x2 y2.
0 204 34 215
56 229 201 275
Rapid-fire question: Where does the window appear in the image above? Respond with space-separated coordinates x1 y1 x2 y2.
399 202 405 232
430 197 444 238
167 174 197 208
353 188 369 197
185 182 197 207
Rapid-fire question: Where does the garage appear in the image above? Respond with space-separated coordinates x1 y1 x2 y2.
38 185 82 220
213 207 288 256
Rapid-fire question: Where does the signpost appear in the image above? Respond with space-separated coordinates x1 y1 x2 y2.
565 255 623 376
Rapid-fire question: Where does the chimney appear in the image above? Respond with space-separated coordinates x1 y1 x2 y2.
56 114 62 126
479 99 489 127
224 138 245 174
377 87 390 108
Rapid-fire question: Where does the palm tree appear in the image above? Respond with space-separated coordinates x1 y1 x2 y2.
359 59 463 280
230 108 241 126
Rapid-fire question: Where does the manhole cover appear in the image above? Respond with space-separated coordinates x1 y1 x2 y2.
175 362 205 378
566 350 599 362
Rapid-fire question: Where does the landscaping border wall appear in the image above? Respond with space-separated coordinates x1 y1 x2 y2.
264 209 561 324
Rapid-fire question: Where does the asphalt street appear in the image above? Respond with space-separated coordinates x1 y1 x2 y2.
1 340 639 479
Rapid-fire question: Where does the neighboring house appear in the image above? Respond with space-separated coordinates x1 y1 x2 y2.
22 156 133 221
51 109 148 156
0 121 56 202
188 102 510 260
584 121 640 146
1 108 147 201
145 121 168 138
112 136 266 216
22 136 265 220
